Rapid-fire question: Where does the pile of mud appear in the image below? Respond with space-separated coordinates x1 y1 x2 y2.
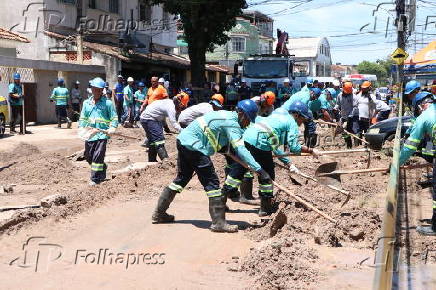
0 143 40 163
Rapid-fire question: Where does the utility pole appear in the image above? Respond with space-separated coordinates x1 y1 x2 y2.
396 0 406 84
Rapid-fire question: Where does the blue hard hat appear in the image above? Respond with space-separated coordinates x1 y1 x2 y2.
138 82 145 87
236 99 258 122
209 99 223 108
310 87 322 97
90 77 106 89
58 78 64 85
405 80 421 94
327 88 336 97
13 73 21 80
289 100 311 120
306 77 314 84
412 91 434 107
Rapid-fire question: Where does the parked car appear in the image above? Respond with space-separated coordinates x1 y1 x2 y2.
376 87 389 102
365 116 413 150
0 96 8 137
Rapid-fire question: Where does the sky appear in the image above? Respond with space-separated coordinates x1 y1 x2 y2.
249 0 436 65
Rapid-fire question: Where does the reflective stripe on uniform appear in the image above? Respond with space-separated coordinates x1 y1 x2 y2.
151 140 165 146
259 183 273 193
244 171 254 178
91 162 104 172
253 122 280 150
433 200 436 209
206 189 222 198
169 183 183 193
231 138 245 148
224 176 242 188
404 138 420 150
197 117 221 153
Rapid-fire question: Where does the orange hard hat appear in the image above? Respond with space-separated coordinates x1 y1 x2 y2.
262 91 276 106
211 94 224 105
343 82 353 94
176 92 189 107
361 81 372 89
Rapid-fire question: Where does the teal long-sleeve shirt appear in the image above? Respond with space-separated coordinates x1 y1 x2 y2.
281 90 310 111
244 107 302 164
399 103 436 165
79 96 119 142
50 87 69 106
178 110 262 171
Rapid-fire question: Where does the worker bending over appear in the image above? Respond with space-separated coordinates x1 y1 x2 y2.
78 77 118 186
140 93 187 162
178 94 224 128
152 100 264 233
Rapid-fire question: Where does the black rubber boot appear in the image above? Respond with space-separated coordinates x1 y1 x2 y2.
152 187 177 223
209 196 238 233
156 145 169 160
67 118 72 129
57 117 62 128
148 146 158 162
344 135 353 149
239 178 260 205
258 196 273 217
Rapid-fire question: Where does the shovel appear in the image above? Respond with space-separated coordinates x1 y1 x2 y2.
273 148 369 158
274 162 351 207
315 162 432 187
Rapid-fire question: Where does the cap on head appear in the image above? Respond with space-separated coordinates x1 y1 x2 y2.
210 94 224 108
306 77 314 84
262 91 276 106
138 82 145 87
412 91 434 108
283 78 290 83
310 87 322 97
158 77 165 83
332 79 340 87
343 81 353 94
58 78 65 85
127 77 134 83
405 80 421 94
289 100 310 120
75 80 80 85
176 92 189 107
236 99 258 122
90 77 106 89
361 81 372 89
13 72 21 80
327 88 336 96
241 79 247 83
117 75 123 79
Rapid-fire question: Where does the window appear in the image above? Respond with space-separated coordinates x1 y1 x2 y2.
109 0 119 14
231 37 245 53
89 0 96 9
139 2 152 22
162 10 171 30
60 0 76 4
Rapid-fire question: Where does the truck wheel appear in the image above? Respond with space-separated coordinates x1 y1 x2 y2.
0 114 5 138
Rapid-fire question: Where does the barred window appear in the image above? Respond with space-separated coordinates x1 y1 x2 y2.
109 0 119 14
231 37 245 53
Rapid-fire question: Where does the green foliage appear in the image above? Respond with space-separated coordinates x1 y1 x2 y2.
356 60 388 82
145 0 247 86
376 57 396 76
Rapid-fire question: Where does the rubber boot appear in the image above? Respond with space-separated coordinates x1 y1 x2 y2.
57 117 62 128
67 117 72 129
152 187 177 223
344 135 353 149
239 178 260 205
156 145 169 160
258 196 273 217
148 146 158 162
209 196 238 233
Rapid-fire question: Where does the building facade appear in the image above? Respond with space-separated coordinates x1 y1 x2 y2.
288 37 332 77
177 10 274 68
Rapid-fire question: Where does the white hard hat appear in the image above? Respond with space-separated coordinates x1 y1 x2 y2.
241 79 247 83
127 77 134 82
283 78 290 83
158 77 165 83
75 80 80 84
332 79 340 86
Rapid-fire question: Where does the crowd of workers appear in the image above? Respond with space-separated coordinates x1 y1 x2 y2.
5 71 435 235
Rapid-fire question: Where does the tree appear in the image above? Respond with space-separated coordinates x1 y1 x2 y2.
356 60 388 82
146 0 247 87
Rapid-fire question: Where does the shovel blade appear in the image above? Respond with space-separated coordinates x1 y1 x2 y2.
315 162 342 187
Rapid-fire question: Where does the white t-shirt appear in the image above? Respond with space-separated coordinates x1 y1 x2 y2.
178 103 213 126
374 99 391 112
355 93 376 119
140 99 181 132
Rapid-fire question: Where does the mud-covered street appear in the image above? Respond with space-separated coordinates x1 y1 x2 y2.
0 124 397 289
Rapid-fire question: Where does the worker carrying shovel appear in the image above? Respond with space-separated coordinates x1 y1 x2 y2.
152 100 265 233
223 100 320 215
399 91 435 235
78 77 118 186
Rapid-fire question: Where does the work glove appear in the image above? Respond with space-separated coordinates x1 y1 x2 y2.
257 169 272 183
288 163 301 174
311 149 321 159
106 127 116 135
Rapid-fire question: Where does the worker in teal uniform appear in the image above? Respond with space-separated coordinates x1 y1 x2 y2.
398 92 435 235
50 78 72 129
79 77 118 186
152 100 267 233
